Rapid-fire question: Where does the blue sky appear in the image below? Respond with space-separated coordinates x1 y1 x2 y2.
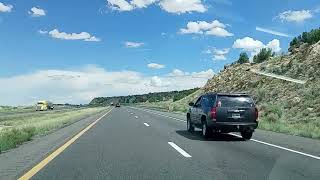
0 0 320 105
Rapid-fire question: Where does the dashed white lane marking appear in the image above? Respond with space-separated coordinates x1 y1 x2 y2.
134 116 138 119
129 107 186 122
168 142 192 158
130 112 134 115
144 123 150 127
129 107 320 161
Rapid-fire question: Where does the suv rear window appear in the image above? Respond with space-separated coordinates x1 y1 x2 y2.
217 95 254 107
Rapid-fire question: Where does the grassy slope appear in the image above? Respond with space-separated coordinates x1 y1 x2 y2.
0 107 106 152
140 42 320 139
139 89 203 112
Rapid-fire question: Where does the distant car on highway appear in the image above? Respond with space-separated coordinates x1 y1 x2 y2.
36 100 54 111
187 93 258 140
115 103 121 107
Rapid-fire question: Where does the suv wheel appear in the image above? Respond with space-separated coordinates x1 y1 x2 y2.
187 117 195 132
241 131 253 140
202 121 211 138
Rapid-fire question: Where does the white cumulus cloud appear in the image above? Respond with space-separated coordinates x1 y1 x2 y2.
179 20 233 37
191 69 214 78
266 39 281 52
38 30 48 34
107 0 134 11
168 68 214 78
107 0 156 11
277 10 313 23
213 48 229 60
203 48 229 60
168 69 187 77
0 65 214 106
107 0 206 14
149 76 170 87
232 37 281 57
0 2 13 13
124 41 144 48
131 0 157 8
147 63 165 69
159 0 206 14
29 7 46 17
40 29 101 42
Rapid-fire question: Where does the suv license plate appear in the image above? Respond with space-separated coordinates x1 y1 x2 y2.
232 113 241 118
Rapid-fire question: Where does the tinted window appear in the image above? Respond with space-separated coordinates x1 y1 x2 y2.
217 96 254 107
195 97 202 107
201 96 209 107
204 95 216 107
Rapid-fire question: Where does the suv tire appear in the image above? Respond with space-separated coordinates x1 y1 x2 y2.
202 121 211 139
187 117 194 132
241 131 253 140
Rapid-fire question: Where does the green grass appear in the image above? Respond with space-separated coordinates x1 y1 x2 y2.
258 120 320 139
0 127 36 152
0 107 107 152
138 89 203 113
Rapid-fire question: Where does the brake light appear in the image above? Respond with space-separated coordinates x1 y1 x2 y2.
211 107 217 120
255 107 259 121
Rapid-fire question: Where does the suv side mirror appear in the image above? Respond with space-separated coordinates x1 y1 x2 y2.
188 102 194 106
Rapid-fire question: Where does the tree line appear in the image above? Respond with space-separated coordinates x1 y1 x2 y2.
89 88 200 106
235 27 320 65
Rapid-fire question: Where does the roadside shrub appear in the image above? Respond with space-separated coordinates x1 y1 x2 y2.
0 127 35 152
255 88 266 103
237 52 249 64
269 65 283 75
253 48 275 63
261 103 283 122
265 113 279 122
289 28 320 51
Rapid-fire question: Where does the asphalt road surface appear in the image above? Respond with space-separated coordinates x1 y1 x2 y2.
23 107 320 180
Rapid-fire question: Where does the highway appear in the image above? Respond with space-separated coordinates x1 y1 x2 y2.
18 107 320 180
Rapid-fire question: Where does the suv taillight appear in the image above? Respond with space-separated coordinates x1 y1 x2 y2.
255 107 259 121
211 107 217 121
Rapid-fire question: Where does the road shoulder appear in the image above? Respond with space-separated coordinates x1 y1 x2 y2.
0 109 110 180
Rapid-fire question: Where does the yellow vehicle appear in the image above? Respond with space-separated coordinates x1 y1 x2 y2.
36 101 54 111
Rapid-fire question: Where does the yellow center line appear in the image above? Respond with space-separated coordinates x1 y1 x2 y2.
18 107 114 180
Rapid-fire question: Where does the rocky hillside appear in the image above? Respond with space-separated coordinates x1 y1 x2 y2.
204 41 320 117
144 41 320 139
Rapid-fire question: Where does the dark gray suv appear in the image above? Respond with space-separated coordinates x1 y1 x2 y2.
187 93 258 140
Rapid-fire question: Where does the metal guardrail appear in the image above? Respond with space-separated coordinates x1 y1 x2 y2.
250 69 307 84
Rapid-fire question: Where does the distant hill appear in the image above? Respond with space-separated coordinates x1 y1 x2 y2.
89 88 200 106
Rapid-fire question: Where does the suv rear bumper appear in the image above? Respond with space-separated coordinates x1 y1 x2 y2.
207 121 258 132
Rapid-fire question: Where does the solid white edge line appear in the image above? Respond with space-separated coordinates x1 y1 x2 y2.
229 133 320 160
144 123 150 127
129 106 320 161
168 142 192 158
